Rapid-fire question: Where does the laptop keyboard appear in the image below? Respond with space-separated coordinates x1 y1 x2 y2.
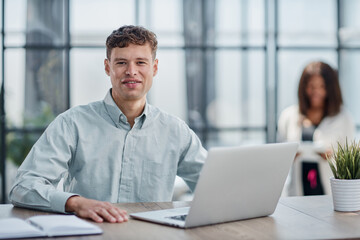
167 214 187 221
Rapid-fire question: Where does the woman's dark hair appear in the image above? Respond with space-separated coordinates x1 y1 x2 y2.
106 25 158 60
298 61 343 117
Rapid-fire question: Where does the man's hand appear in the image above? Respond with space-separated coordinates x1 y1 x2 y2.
65 196 128 223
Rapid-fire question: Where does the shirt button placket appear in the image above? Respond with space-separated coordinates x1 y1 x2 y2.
118 130 133 201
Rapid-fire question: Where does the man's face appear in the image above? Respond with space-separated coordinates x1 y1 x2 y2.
104 43 158 104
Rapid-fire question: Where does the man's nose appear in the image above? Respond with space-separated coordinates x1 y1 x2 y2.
126 63 137 76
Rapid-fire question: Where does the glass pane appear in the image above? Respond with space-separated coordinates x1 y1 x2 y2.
277 50 337 118
5 49 25 127
140 0 183 47
0 0 2 32
209 50 265 128
71 0 135 45
215 0 265 46
6 0 66 47
207 130 266 148
278 0 337 47
340 0 360 47
149 49 187 120
339 50 360 127
5 49 65 128
4 0 26 46
70 49 112 107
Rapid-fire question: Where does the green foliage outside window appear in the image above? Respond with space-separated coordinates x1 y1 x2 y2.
5 104 55 167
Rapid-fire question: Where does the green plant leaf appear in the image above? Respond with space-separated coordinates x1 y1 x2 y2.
328 139 360 179
355 168 360 179
328 159 338 179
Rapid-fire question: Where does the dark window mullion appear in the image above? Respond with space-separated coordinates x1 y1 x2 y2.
6 127 47 134
1 0 6 204
65 0 70 110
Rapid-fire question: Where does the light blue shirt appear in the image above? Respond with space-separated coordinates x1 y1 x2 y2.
9 90 207 213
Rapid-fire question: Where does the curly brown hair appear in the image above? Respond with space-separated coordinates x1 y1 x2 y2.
106 25 158 60
298 61 343 117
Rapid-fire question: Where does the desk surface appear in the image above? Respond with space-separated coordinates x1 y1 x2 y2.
1 195 360 240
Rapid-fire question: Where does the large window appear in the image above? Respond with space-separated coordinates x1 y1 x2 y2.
1 0 360 203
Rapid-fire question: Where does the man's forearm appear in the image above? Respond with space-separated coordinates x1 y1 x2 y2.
9 183 76 213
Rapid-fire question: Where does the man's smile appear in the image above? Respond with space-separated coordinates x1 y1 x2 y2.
122 78 142 88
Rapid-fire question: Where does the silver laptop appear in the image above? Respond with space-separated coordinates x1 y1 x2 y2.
130 142 298 228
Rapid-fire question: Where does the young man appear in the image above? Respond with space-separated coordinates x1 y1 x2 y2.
9 26 207 223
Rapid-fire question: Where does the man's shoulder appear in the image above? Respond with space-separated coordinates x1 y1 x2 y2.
148 104 188 128
149 105 190 131
146 105 196 145
59 100 104 121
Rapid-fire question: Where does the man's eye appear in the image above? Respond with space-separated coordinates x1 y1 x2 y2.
116 62 126 65
137 61 146 65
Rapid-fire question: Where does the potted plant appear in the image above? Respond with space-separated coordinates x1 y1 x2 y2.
328 140 360 212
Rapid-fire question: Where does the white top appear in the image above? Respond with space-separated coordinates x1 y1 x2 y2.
277 105 355 195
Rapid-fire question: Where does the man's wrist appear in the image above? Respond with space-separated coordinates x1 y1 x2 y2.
65 195 80 212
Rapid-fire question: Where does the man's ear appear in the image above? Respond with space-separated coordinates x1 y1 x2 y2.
153 59 158 77
104 59 110 76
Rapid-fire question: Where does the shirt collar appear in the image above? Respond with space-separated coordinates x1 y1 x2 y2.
103 89 149 129
133 102 149 129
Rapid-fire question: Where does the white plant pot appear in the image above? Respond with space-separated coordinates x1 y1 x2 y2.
330 177 360 212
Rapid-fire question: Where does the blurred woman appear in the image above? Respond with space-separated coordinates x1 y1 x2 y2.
278 61 355 196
